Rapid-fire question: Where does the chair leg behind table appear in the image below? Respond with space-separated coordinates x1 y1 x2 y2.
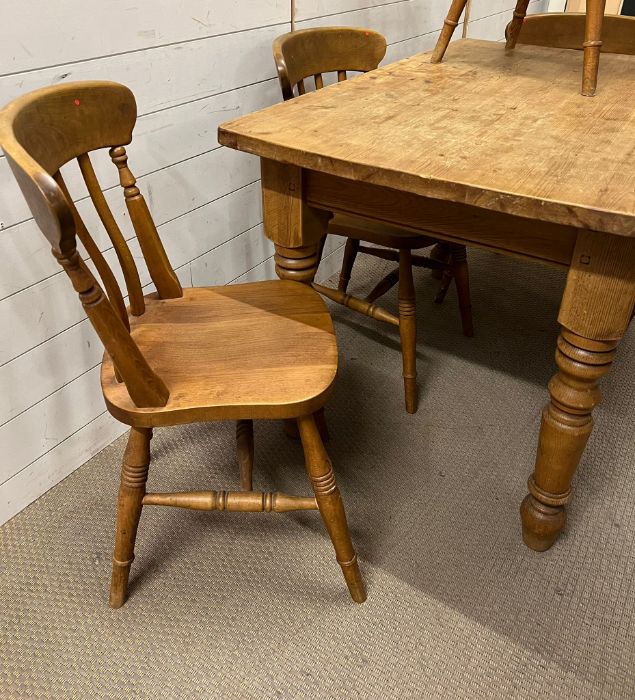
434 244 474 338
285 408 329 442
398 250 418 414
521 230 635 551
110 426 152 608
451 246 474 338
338 238 361 293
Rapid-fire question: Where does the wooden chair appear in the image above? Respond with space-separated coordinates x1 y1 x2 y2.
0 81 365 608
510 12 635 55
273 27 474 415
432 0 614 96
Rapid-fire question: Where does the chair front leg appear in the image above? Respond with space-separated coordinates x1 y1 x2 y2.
297 414 366 603
434 245 474 338
284 407 329 442
110 426 151 608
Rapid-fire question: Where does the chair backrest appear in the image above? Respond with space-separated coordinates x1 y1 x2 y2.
273 27 387 101
510 12 635 54
566 0 623 13
0 81 181 408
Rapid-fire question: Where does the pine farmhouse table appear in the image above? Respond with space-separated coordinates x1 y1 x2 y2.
219 39 635 551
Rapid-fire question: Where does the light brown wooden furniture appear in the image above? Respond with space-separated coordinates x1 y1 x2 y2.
273 27 474 414
568 0 623 14
432 0 611 96
219 39 635 553
511 12 635 55
0 81 365 607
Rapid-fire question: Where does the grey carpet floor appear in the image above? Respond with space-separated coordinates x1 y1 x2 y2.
1 250 634 699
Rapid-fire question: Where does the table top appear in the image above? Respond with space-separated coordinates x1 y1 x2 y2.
219 39 635 237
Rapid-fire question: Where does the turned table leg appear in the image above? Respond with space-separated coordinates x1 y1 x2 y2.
261 158 330 285
521 231 635 550
261 158 333 440
338 238 360 293
276 247 329 440
236 419 254 491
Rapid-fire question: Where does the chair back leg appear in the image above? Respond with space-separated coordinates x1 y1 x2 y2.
284 407 329 442
365 267 400 303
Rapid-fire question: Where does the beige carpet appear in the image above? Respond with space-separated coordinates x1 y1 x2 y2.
1 250 634 699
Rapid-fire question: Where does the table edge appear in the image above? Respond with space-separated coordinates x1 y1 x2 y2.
218 127 635 238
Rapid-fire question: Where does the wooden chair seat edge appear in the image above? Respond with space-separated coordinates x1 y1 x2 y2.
329 213 439 249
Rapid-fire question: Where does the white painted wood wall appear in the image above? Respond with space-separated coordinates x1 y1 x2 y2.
0 0 549 524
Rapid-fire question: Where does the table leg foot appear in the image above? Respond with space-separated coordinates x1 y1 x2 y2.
520 494 565 552
521 329 617 550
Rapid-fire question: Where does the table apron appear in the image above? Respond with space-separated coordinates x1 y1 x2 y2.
305 170 581 268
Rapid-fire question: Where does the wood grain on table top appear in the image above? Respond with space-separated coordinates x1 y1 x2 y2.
219 39 635 237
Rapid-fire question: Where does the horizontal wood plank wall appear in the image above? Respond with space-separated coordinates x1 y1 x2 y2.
467 0 551 40
0 0 549 523
0 1 290 524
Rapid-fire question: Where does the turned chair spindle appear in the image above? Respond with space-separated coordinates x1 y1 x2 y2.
509 11 635 58
0 81 365 608
273 27 474 414
432 0 616 96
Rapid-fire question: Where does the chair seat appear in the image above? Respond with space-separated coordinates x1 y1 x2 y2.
102 281 337 426
328 213 439 250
